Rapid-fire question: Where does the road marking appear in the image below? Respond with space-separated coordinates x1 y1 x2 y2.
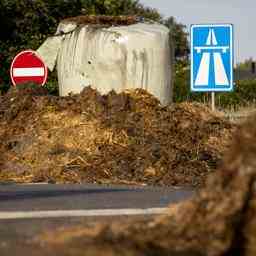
214 52 229 85
22 183 49 185
195 52 210 85
13 67 45 77
0 208 167 220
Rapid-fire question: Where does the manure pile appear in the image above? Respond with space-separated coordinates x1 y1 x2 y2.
36 110 256 256
0 86 234 186
62 15 138 26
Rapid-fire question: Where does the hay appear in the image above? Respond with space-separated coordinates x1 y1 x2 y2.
61 15 138 27
35 113 256 256
0 86 234 186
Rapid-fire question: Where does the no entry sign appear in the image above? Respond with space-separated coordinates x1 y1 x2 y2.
10 50 48 86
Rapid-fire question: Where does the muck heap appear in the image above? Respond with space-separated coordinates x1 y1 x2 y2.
34 108 256 256
0 86 234 186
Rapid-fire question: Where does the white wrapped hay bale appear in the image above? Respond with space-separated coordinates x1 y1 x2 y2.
37 16 173 105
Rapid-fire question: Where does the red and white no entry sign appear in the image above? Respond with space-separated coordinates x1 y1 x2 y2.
10 50 48 86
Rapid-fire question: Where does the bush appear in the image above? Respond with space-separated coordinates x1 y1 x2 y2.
173 61 206 103
217 79 256 109
173 60 256 109
0 0 162 95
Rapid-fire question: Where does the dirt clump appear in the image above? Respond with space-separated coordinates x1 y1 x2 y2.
0 86 234 186
35 112 256 256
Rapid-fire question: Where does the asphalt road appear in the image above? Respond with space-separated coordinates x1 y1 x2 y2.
0 184 194 256
0 184 193 212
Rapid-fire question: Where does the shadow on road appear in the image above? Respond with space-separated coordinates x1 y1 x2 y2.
0 188 131 202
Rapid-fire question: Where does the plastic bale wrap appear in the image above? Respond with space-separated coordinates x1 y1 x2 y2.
37 16 173 105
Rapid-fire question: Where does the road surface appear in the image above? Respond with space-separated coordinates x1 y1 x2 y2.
0 184 194 255
0 184 193 214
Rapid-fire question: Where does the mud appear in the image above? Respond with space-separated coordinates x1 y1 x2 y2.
35 111 256 256
0 86 234 186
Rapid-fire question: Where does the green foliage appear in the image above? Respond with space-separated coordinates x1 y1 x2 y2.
173 59 256 109
173 61 190 102
80 0 161 19
163 17 189 61
45 71 59 95
173 60 206 103
0 0 82 88
217 79 256 109
236 58 255 71
14 82 42 90
0 0 190 100
0 0 166 94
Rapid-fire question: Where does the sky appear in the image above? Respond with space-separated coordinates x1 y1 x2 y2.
140 0 255 63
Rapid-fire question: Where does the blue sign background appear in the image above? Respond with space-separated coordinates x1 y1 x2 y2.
191 24 234 92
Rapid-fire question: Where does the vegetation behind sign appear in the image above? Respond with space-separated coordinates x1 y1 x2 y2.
0 0 188 94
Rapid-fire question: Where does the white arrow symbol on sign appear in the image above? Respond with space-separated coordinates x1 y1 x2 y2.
195 29 229 86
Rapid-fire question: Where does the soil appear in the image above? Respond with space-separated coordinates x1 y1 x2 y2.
0 86 234 186
35 111 256 256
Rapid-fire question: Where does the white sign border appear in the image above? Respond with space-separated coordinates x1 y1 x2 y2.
190 23 234 92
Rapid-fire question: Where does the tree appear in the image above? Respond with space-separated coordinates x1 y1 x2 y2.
236 58 255 71
163 17 189 61
0 0 188 94
79 0 161 20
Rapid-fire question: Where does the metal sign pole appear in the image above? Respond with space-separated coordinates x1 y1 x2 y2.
211 92 215 111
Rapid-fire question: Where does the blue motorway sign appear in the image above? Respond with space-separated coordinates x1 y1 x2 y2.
191 24 234 92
